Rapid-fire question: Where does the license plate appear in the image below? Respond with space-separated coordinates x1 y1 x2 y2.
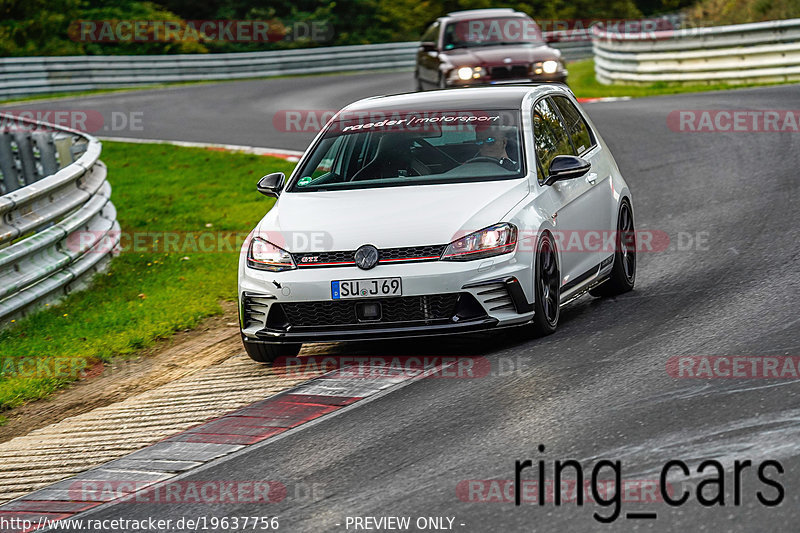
331 278 402 299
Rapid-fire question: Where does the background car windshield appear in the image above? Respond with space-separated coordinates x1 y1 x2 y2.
443 17 544 49
290 110 525 192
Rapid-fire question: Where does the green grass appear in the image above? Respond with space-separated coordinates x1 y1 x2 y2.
0 142 295 411
566 58 796 99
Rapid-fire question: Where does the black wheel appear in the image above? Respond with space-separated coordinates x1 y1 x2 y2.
531 233 560 337
591 199 636 297
243 338 301 364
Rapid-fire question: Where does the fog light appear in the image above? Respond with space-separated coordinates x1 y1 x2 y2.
457 67 474 81
542 60 559 74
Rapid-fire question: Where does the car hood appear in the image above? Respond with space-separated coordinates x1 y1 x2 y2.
254 179 529 252
445 44 560 67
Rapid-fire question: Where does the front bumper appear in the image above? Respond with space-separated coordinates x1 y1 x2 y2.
239 252 534 344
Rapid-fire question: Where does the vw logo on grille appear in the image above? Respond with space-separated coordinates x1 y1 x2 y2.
354 245 379 270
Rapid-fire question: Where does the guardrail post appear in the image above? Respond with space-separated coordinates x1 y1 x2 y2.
0 132 23 194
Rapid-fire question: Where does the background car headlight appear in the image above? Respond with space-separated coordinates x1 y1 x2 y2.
542 60 559 74
247 237 296 271
442 223 518 261
457 67 474 81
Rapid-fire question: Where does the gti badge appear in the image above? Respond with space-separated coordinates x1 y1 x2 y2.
354 244 379 270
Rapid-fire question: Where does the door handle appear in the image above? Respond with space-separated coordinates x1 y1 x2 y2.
586 173 598 185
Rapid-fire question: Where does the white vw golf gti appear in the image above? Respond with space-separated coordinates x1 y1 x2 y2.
238 85 636 362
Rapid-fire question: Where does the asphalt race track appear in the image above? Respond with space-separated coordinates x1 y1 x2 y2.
4 74 799 531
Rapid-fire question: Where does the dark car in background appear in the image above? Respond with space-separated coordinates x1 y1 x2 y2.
415 8 568 90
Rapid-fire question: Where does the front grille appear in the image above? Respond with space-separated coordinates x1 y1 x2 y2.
293 250 355 266
379 245 446 262
292 245 446 268
490 65 529 80
278 294 461 329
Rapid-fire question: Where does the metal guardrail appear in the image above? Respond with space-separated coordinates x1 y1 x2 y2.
550 40 593 62
0 42 420 100
593 18 800 84
0 113 119 326
0 39 590 100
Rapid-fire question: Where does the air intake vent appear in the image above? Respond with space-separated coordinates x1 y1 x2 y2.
242 292 273 329
475 283 515 312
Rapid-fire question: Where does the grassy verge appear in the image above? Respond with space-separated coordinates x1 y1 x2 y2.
0 142 295 411
566 58 795 99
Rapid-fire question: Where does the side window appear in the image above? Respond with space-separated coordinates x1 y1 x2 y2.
421 21 440 44
533 97 575 180
552 96 595 155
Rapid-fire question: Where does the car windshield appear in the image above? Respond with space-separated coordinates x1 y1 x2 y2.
289 109 525 192
443 17 544 49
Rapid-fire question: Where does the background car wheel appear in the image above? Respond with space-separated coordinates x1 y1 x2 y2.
438 74 447 89
414 75 424 92
531 233 560 337
243 338 302 364
590 199 636 297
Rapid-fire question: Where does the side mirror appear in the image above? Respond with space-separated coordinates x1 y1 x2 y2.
257 172 286 198
420 41 437 52
545 155 591 186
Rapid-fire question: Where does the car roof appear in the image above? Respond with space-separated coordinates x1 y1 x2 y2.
341 86 570 114
444 8 524 20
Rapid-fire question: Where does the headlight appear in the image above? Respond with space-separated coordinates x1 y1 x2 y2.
442 223 517 261
247 237 296 271
457 67 474 81
542 60 559 74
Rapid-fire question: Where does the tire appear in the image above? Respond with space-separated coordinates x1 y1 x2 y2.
438 74 447 89
590 199 636 297
243 338 302 364
414 75 424 92
531 232 560 337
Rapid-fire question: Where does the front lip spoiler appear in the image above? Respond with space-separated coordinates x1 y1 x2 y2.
247 317 499 344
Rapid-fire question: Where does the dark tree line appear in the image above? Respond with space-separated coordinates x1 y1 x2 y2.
0 0 793 56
